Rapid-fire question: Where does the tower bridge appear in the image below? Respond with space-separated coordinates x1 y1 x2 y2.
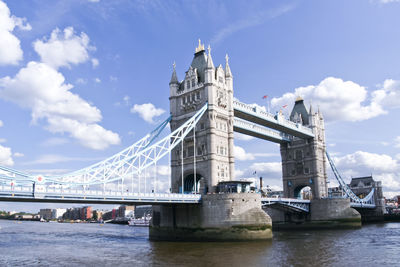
0 41 385 240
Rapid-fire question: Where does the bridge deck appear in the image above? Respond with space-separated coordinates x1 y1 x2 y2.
233 100 314 139
233 118 291 143
0 185 201 205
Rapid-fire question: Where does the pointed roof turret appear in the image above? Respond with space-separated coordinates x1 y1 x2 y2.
225 54 232 78
169 62 179 84
309 103 313 115
290 96 309 126
206 45 215 69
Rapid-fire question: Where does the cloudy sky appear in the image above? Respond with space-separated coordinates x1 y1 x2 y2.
1 0 400 212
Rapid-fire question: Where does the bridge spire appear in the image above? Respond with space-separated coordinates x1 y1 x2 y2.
225 53 232 78
206 45 215 69
169 61 179 84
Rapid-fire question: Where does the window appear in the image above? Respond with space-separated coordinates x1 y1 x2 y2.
188 146 194 157
304 168 310 174
196 91 200 100
220 147 224 155
295 150 303 160
192 79 195 87
183 150 187 158
200 123 205 130
197 146 202 155
186 80 190 89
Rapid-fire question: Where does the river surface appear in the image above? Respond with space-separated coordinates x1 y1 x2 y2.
0 220 399 267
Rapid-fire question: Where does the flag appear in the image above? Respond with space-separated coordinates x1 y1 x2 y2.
262 95 268 99
282 104 288 108
253 171 257 175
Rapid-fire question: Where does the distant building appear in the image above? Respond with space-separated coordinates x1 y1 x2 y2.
81 206 92 220
348 175 385 215
63 206 93 221
328 186 345 198
134 205 152 219
39 209 53 220
266 190 284 198
52 208 66 220
102 209 117 221
118 205 135 218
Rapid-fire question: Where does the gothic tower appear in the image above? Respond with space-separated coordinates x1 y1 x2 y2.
280 97 328 199
169 40 235 194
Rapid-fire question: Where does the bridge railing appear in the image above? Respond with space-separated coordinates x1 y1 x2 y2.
233 118 291 142
0 184 202 202
233 100 314 137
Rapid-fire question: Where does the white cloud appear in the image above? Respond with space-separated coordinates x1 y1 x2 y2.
0 120 3 127
33 27 95 69
76 78 87 84
94 77 101 83
91 58 99 68
131 103 165 124
13 152 24 157
271 77 386 122
394 136 400 148
235 169 244 178
0 138 6 143
234 145 279 161
0 0 31 65
379 0 400 3
381 141 389 147
234 132 254 141
249 103 267 112
334 151 400 194
25 154 102 165
372 79 400 109
211 4 295 45
41 137 69 147
334 151 398 173
88 0 100 2
123 95 130 106
250 162 282 175
0 144 13 166
234 145 255 161
46 117 120 150
0 61 120 150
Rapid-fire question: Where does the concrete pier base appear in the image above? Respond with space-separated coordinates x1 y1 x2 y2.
265 198 361 230
149 193 272 241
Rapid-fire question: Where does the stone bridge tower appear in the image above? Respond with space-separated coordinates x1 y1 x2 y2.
169 40 235 194
280 97 328 199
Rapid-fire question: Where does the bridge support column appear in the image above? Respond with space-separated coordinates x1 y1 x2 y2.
354 199 385 222
149 193 272 241
265 198 361 230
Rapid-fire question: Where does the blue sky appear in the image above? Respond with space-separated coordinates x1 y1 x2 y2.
1 0 400 212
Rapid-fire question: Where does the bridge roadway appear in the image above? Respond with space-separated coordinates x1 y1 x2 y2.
0 184 375 211
261 197 376 213
233 100 314 140
0 185 201 205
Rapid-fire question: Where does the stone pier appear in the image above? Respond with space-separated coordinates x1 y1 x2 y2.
264 198 361 230
150 193 272 241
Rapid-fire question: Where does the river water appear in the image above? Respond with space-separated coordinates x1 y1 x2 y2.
0 220 399 267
